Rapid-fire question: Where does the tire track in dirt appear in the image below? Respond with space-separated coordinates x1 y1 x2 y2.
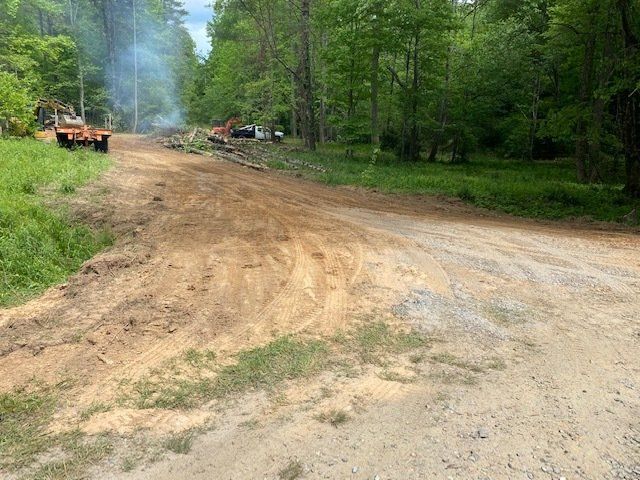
3 136 640 473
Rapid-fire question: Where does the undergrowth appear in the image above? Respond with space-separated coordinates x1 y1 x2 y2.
3 323 429 475
269 141 639 224
0 138 111 306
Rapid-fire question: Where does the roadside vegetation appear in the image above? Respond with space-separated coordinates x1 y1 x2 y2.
118 321 426 411
0 320 506 476
0 138 111 306
268 142 639 224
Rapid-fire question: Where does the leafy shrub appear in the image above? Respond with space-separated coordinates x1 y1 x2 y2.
0 72 33 136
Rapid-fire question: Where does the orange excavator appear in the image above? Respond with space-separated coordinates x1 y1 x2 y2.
210 117 242 137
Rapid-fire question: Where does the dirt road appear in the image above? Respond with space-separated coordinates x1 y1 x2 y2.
1 136 639 479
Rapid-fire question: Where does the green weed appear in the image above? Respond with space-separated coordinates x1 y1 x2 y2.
315 409 350 427
29 434 113 480
279 459 304 480
80 401 112 421
377 369 416 383
0 138 111 306
126 336 330 409
271 142 638 223
431 352 484 373
336 321 426 365
163 432 193 454
0 387 57 470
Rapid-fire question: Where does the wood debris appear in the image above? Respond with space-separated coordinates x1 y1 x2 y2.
158 127 327 173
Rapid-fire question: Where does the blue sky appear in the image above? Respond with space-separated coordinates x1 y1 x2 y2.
183 0 213 55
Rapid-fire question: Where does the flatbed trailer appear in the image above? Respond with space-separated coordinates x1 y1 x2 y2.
55 125 112 152
34 98 112 152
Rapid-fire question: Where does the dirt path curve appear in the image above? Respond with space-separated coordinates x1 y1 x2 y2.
1 136 639 479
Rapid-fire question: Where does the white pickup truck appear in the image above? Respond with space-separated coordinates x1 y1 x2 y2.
231 124 284 141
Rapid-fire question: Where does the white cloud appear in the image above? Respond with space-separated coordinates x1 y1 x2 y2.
182 0 212 55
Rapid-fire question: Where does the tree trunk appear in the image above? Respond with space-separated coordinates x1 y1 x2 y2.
407 29 420 161
617 0 640 197
297 0 315 150
38 9 45 36
428 44 451 162
398 44 411 160
346 54 355 158
385 52 397 132
575 33 596 183
132 0 139 133
318 32 328 144
78 62 86 122
290 73 298 138
100 0 116 104
370 43 380 145
527 72 541 161
67 0 85 122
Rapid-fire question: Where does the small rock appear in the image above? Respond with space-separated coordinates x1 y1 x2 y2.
153 196 163 202
374 475 380 480
476 428 489 439
168 324 177 333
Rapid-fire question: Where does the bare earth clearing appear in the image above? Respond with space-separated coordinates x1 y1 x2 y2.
1 136 639 479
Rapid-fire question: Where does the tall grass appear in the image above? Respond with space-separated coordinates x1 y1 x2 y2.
279 142 638 223
0 139 111 306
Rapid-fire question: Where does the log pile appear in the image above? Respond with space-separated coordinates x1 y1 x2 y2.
158 127 327 173
161 128 237 155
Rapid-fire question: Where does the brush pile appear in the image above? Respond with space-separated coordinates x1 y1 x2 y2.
157 127 327 173
159 127 266 170
161 127 236 155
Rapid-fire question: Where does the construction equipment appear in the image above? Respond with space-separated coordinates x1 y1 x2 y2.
210 117 242 137
34 98 112 152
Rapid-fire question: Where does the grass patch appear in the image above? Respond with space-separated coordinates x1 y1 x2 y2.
335 321 426 365
0 138 111 306
29 434 112 480
214 337 328 395
162 432 193 455
377 369 416 384
315 409 350 427
79 401 112 421
271 141 639 223
182 348 216 368
279 459 304 480
121 455 139 472
0 386 57 470
239 418 261 429
431 352 484 373
0 384 111 477
122 323 426 412
125 336 330 410
266 159 294 170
